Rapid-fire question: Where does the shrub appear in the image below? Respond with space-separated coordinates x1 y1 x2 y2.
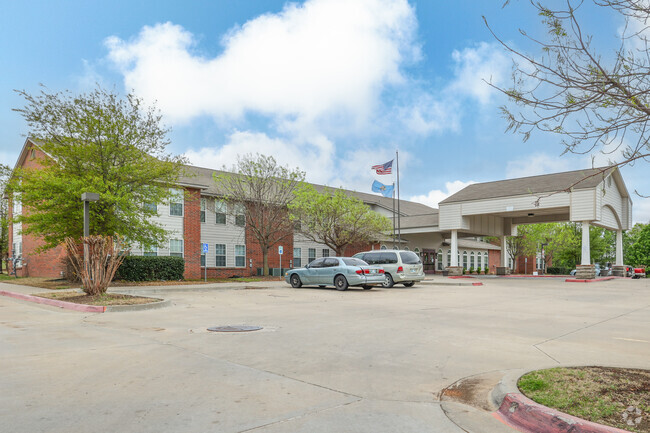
547 267 570 275
469 266 474 274
115 256 185 281
65 236 129 295
484 266 489 274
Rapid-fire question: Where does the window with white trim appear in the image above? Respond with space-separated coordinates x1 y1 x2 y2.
470 252 475 269
437 249 443 270
447 250 451 267
143 244 157 256
215 244 226 267
322 248 329 257
169 188 183 216
235 245 246 267
215 200 226 224
484 252 488 268
200 198 206 223
293 248 302 267
308 248 316 263
13 194 21 215
170 239 183 257
234 204 245 227
200 248 206 267
144 202 157 213
462 251 468 269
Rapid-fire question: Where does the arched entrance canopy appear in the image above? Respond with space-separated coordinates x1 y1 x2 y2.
438 167 632 272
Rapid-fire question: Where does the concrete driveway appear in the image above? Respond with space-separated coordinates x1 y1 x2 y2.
1 277 648 433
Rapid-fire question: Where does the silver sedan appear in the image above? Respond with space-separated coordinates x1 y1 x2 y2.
285 257 385 291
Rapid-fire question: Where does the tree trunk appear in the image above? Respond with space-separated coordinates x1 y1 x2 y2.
263 249 269 276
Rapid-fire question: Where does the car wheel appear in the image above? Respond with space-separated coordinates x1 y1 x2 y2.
403 281 415 287
334 275 348 291
290 274 302 288
362 285 372 290
382 273 394 288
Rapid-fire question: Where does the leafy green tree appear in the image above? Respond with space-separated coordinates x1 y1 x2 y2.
625 223 650 267
623 222 645 264
0 163 10 272
214 154 305 276
487 1 650 172
10 85 186 251
288 184 392 256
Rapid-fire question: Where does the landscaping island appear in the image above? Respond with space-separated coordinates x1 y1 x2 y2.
518 367 649 432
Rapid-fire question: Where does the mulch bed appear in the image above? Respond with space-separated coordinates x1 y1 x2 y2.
518 366 650 432
36 292 160 306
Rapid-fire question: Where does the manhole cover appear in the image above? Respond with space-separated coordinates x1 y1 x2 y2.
207 325 263 332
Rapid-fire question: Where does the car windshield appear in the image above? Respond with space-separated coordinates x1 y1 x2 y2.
342 258 368 267
399 251 421 264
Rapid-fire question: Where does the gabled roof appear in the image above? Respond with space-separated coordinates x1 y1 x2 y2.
440 167 617 204
180 164 438 218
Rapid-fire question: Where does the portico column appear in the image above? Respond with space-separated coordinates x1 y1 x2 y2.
615 229 623 266
581 221 591 265
450 230 458 266
501 236 508 267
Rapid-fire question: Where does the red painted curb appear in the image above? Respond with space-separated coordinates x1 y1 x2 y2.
565 276 617 283
472 282 483 286
0 290 105 313
494 393 629 433
501 274 567 278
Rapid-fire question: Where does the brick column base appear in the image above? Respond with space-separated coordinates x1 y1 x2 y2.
446 266 464 276
496 267 511 275
611 265 626 277
576 264 596 279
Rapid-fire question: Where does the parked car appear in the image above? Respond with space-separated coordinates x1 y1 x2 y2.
352 250 425 288
284 257 385 291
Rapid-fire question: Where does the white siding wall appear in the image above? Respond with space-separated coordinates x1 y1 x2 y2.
293 234 331 267
598 177 624 230
439 203 464 230
460 194 570 216
570 189 596 221
131 201 184 256
468 215 505 236
200 197 246 268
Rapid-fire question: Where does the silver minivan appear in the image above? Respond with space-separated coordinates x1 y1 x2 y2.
353 250 425 287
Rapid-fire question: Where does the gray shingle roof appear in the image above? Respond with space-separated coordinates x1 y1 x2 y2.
179 164 438 218
439 167 614 205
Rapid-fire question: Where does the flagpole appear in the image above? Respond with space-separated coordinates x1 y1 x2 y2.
392 182 396 249
396 150 401 247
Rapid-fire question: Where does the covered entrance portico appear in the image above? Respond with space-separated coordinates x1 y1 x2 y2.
438 167 633 278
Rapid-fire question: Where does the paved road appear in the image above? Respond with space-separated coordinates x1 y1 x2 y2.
1 277 648 432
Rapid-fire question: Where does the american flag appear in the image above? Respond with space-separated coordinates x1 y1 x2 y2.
371 159 393 175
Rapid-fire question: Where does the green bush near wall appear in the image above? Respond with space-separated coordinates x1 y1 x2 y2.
115 256 185 281
546 267 570 275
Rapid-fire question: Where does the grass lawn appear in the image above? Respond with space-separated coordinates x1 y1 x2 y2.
35 292 161 306
0 275 278 290
518 367 650 432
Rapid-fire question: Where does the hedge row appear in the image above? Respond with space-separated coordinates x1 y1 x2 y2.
115 256 185 281
546 267 571 275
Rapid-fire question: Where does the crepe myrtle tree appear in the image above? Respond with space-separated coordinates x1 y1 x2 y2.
213 154 305 276
10 85 187 251
486 1 650 193
288 184 392 256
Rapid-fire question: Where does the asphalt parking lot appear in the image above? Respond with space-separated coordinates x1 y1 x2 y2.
1 276 649 433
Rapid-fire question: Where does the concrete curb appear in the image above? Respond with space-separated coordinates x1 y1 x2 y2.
565 276 617 283
493 393 629 433
420 280 484 287
490 368 633 433
105 299 171 312
0 289 169 313
0 290 105 313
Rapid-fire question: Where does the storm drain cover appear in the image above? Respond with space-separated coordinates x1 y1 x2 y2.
207 325 263 332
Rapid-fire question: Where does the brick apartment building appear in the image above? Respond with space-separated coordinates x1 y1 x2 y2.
7 138 508 280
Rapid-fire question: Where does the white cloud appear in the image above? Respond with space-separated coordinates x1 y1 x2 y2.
448 42 509 105
505 153 572 179
105 0 418 125
409 180 476 209
184 130 335 184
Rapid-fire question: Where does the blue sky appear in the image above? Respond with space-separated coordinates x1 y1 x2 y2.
2 0 648 223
